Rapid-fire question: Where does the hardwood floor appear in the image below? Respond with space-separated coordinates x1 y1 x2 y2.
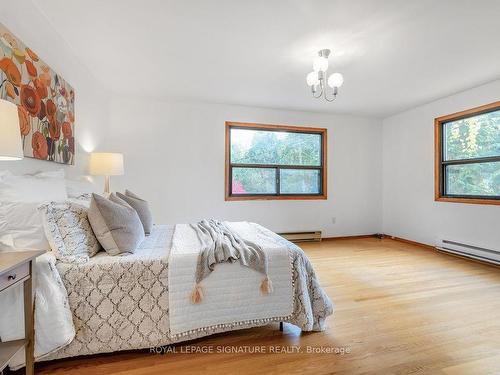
32 238 500 375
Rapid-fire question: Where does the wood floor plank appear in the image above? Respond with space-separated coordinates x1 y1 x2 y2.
442 354 500 375
25 238 500 375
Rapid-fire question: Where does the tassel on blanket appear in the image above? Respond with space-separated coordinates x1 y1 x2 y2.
191 283 204 304
260 277 273 295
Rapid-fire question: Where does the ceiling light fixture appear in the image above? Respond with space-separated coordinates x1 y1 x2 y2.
306 49 344 102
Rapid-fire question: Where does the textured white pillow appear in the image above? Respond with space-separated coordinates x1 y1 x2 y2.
65 178 96 198
0 202 50 251
0 170 67 203
38 201 101 263
68 193 92 207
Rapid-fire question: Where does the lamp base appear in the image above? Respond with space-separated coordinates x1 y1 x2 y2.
104 175 110 194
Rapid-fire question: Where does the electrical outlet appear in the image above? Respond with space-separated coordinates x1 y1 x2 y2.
331 217 336 224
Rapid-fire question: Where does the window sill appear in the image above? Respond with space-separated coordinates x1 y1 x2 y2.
225 194 327 201
435 196 500 206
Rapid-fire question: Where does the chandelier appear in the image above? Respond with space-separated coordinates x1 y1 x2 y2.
306 49 344 102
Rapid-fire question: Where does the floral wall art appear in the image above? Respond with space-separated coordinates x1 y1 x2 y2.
0 22 75 165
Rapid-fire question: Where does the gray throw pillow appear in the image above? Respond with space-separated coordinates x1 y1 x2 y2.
116 190 153 235
87 193 145 255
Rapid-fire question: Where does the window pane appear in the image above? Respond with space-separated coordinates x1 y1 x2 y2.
231 128 321 166
280 169 320 194
445 161 500 196
444 109 500 161
231 167 276 194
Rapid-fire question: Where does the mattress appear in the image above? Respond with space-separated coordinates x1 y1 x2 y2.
43 224 333 361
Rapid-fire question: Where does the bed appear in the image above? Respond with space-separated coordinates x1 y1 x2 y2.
43 224 333 362
0 171 333 369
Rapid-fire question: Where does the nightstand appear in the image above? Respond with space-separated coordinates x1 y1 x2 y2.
0 251 45 375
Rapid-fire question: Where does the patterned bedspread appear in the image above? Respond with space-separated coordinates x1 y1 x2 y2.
43 224 334 361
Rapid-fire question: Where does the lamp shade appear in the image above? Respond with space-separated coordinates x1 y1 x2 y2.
89 153 124 176
0 99 23 161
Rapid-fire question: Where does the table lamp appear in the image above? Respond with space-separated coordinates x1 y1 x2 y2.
89 152 124 193
0 99 23 161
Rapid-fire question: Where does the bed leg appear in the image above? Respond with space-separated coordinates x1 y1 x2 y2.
279 322 284 331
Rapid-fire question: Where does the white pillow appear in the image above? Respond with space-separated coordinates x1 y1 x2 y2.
0 170 67 252
38 201 101 263
0 170 67 203
65 178 96 198
68 193 92 207
0 170 12 181
35 169 65 179
0 202 50 251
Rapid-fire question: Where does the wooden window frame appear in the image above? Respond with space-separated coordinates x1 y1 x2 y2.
434 100 500 205
225 121 327 201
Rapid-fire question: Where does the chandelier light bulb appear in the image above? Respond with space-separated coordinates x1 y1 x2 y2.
306 71 319 86
306 49 342 102
328 72 344 88
313 56 328 72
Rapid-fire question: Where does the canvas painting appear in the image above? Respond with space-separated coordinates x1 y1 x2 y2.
0 22 75 165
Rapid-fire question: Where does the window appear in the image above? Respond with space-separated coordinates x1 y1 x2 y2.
435 101 500 205
225 122 327 200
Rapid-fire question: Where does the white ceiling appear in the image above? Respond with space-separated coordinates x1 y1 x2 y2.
33 0 500 117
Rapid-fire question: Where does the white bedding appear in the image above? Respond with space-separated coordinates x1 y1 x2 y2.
169 222 293 336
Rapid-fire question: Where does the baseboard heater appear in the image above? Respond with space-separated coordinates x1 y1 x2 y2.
436 239 500 266
278 231 322 243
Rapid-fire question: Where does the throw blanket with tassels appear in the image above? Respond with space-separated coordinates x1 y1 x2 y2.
190 219 272 303
168 221 293 336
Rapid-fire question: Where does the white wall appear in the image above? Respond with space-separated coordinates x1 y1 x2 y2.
0 0 109 180
105 95 383 237
382 79 500 249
